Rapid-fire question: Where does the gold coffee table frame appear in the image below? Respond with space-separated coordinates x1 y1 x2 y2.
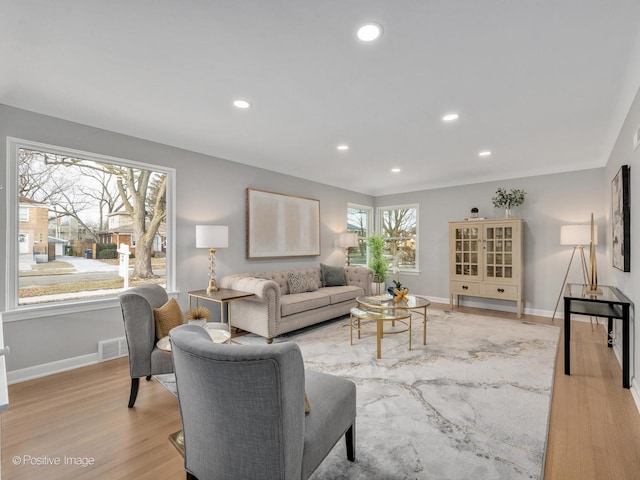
352 294 430 359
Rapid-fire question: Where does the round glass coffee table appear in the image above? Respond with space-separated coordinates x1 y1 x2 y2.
351 294 430 359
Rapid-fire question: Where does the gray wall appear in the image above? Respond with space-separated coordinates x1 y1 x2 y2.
375 169 606 315
605 84 640 393
0 104 372 375
0 102 623 385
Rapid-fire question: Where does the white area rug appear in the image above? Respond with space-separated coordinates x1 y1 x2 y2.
157 310 559 480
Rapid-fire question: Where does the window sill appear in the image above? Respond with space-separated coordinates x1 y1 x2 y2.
3 289 180 323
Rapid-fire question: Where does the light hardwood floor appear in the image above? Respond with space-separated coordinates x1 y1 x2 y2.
2 304 640 479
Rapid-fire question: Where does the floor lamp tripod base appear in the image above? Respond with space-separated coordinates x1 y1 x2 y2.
552 245 588 322
552 245 599 328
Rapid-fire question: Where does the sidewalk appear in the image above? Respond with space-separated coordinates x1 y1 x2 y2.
19 254 119 273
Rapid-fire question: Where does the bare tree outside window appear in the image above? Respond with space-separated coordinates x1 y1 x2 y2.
17 147 169 305
380 206 418 270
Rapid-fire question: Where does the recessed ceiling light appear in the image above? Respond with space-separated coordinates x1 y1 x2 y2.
357 23 383 42
233 99 251 109
442 113 459 122
337 145 349 151
391 168 401 173
478 150 492 157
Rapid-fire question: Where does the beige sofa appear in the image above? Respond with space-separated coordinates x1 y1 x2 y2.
219 266 373 343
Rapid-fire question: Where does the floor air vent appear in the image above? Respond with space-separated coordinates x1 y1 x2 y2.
99 337 128 362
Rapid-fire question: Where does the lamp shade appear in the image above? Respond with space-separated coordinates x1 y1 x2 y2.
196 225 229 248
337 232 359 248
560 224 598 246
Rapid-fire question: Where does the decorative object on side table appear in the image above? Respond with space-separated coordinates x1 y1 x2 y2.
367 233 388 294
185 305 211 328
491 188 526 218
195 225 229 292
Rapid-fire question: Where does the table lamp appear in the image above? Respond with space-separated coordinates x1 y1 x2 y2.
196 225 229 292
337 232 359 266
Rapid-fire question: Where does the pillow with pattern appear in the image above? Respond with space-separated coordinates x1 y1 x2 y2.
287 272 319 294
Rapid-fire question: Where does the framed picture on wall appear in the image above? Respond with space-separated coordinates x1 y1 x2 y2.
246 188 321 259
612 165 630 272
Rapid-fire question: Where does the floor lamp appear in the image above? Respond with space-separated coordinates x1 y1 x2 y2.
551 224 598 322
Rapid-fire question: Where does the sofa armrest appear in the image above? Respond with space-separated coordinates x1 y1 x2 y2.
344 267 373 295
219 274 281 303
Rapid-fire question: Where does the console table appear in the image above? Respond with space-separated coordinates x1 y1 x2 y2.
564 283 632 388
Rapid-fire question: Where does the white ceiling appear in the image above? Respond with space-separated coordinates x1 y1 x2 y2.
2 1 640 196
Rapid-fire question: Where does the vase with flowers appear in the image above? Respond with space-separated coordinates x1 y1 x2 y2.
491 188 526 218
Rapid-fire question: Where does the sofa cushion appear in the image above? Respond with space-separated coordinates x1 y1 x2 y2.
287 272 319 294
280 291 331 317
322 285 364 304
320 264 346 287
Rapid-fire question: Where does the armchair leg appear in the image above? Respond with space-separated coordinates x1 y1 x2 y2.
128 378 140 408
186 473 198 480
345 423 355 461
146 375 152 381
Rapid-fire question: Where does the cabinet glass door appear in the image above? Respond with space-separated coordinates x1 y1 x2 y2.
485 226 513 279
454 227 479 277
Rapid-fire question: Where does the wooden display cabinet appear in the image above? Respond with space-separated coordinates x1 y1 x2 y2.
449 218 523 318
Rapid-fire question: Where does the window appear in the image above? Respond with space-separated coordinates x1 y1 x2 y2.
347 204 373 266
378 204 418 272
7 138 175 308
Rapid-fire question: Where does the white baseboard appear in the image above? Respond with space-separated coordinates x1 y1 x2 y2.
7 353 99 385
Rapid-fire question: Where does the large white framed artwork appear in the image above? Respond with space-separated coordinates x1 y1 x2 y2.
247 188 321 259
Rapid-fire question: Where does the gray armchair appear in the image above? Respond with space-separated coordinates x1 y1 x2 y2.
170 324 356 480
118 284 174 408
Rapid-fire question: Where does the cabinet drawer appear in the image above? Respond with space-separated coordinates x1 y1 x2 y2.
482 283 518 299
450 281 481 296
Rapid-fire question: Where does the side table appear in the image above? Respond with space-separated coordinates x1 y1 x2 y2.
188 289 254 342
564 283 632 388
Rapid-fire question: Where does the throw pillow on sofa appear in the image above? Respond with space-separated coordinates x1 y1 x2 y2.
320 263 346 287
287 272 319 294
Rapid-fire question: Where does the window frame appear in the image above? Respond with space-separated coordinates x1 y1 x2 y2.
376 203 419 273
5 137 176 318
347 203 373 267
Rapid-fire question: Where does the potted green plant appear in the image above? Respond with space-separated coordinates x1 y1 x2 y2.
367 234 388 294
492 188 526 217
